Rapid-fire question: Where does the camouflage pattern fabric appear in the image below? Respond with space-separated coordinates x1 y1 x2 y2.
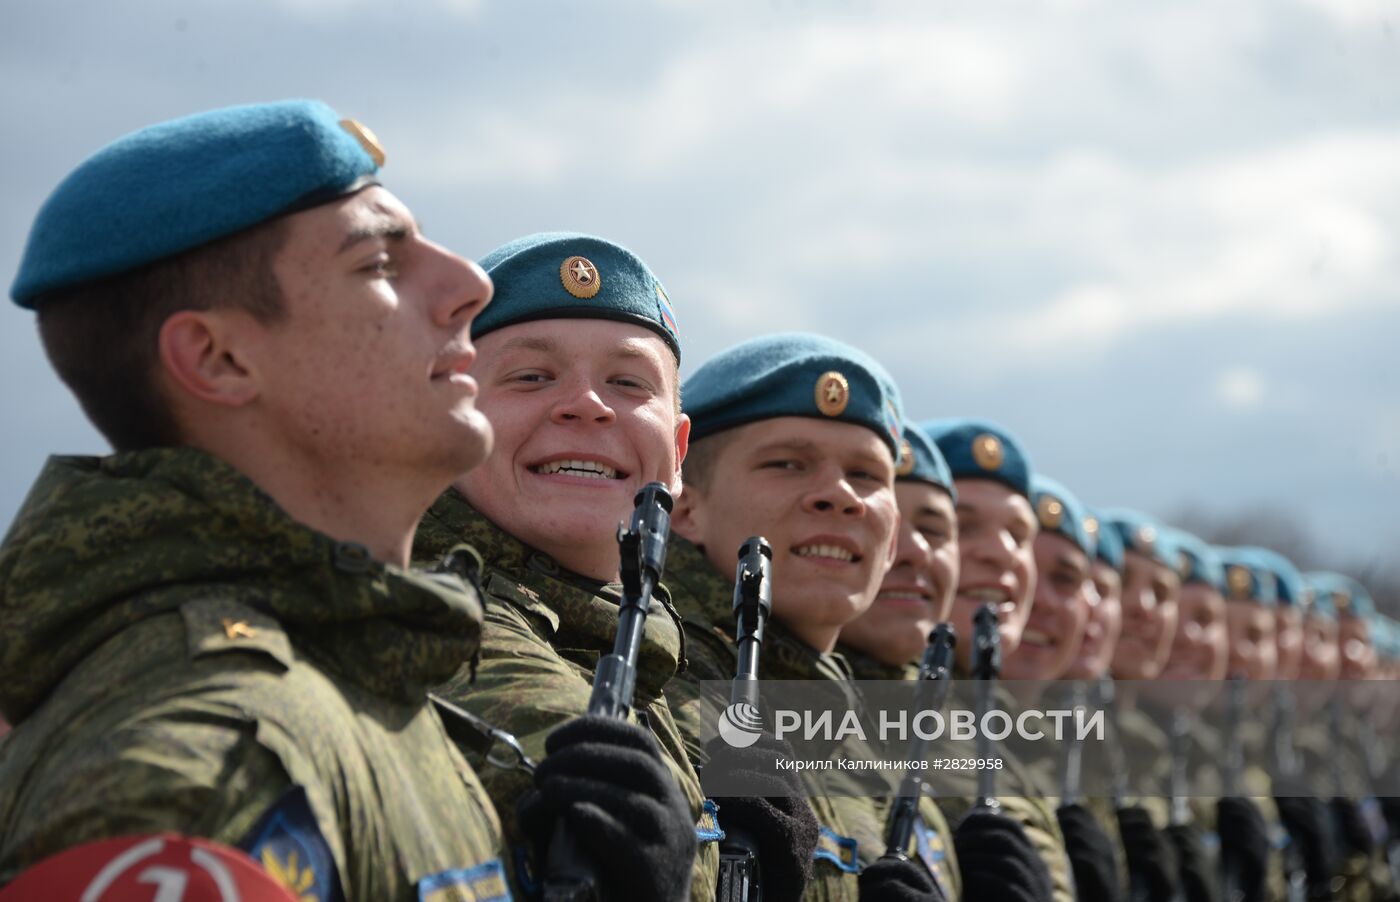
664 536 962 902
413 489 719 901
0 450 506 901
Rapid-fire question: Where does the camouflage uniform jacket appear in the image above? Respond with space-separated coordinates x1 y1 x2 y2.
664 536 961 902
0 450 507 901
413 490 719 902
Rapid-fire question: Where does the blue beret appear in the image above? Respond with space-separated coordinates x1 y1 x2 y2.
1030 474 1094 557
1163 528 1225 592
1236 547 1305 607
1098 509 1178 570
1304 571 1375 620
1303 575 1336 622
1215 547 1278 605
920 419 1033 498
683 333 904 459
896 426 955 498
475 232 679 360
12 100 382 307
1085 508 1123 571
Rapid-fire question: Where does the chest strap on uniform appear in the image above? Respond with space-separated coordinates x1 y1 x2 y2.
430 693 537 775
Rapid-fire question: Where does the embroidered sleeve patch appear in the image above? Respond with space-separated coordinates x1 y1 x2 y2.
239 785 345 902
696 799 726 843
418 860 514 901
813 825 860 873
913 817 950 895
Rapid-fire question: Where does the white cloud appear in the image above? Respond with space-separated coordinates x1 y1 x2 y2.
1215 366 1267 407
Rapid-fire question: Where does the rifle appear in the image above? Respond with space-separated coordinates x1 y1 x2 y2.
971 604 1001 812
1060 680 1088 806
1220 674 1245 902
544 483 673 902
884 624 957 858
1270 684 1308 902
717 537 774 902
1169 707 1192 828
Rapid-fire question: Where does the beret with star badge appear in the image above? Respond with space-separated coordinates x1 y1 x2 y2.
474 231 680 360
1304 571 1375 620
1030 474 1094 557
1236 546 1306 608
1161 527 1225 592
683 332 905 460
920 418 1033 499
13 99 384 307
1097 509 1179 571
897 425 955 499
1085 508 1124 571
1214 547 1278 605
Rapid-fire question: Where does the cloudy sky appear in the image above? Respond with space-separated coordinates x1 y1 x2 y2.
2 0 1397 579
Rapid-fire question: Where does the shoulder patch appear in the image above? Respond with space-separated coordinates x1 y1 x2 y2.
814 825 860 873
483 571 560 636
696 799 726 843
239 785 345 902
418 859 513 901
181 598 293 670
913 816 950 895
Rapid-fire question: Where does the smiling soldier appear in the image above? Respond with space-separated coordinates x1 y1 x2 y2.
413 233 817 902
662 333 960 901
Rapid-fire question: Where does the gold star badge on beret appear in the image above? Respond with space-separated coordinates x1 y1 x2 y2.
897 440 915 476
1083 516 1099 537
560 255 601 299
1136 525 1157 552
815 371 849 417
1334 589 1352 612
1037 495 1064 530
972 433 1004 471
1227 565 1252 599
339 118 386 167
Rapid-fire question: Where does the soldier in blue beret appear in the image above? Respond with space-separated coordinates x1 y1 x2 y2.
0 100 520 900
1157 528 1229 682
918 420 1075 902
1098 510 1182 682
411 231 761 902
1215 548 1278 682
1239 547 1307 682
837 425 959 681
664 333 952 901
1306 572 1378 681
1299 573 1341 682
1064 509 1125 682
920 418 1037 674
1002 474 1095 682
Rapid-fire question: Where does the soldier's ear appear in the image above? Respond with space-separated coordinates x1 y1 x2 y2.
670 481 706 543
157 308 260 408
669 414 691 498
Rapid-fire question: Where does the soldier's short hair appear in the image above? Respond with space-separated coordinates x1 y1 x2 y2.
35 219 287 451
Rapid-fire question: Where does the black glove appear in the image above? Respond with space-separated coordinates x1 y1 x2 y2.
1275 794 1336 896
858 854 945 902
1216 797 1270 902
518 716 698 902
702 735 819 902
1057 803 1122 902
1330 796 1376 856
1380 796 1400 840
953 809 1054 902
1115 805 1180 902
1164 824 1220 902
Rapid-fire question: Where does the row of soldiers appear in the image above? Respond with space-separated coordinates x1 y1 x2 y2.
0 98 1392 902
